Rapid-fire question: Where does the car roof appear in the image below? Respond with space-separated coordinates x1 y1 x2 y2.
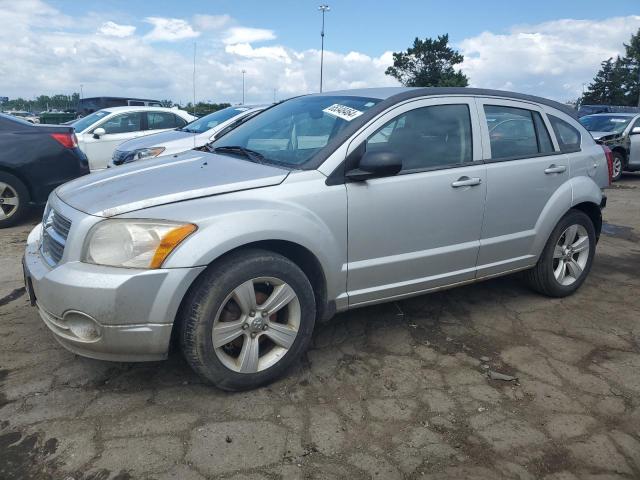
317 87 577 119
101 106 192 114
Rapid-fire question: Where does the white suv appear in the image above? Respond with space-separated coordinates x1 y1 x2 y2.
71 107 196 171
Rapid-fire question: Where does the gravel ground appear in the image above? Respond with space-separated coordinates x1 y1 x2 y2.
1 174 639 480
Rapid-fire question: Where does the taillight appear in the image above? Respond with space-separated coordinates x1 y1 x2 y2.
602 145 613 186
50 132 78 149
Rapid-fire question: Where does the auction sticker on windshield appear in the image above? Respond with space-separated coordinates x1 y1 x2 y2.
323 104 364 121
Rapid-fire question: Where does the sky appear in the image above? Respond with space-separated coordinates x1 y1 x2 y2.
2 0 640 105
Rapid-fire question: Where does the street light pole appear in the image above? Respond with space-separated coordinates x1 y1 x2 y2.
242 70 246 104
318 4 330 93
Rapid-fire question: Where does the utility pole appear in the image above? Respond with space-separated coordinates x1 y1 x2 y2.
242 70 246 104
318 5 330 93
193 42 197 116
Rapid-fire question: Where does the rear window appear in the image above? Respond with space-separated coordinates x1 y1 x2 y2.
549 115 581 153
484 105 555 160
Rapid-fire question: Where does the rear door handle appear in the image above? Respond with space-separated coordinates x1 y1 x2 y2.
451 176 482 188
544 164 566 174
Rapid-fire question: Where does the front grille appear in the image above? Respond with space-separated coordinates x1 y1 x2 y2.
41 207 71 266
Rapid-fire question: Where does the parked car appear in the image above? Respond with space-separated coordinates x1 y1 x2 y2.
4 110 40 123
24 87 611 390
579 113 640 181
0 113 88 228
71 107 196 171
110 105 267 167
578 104 640 117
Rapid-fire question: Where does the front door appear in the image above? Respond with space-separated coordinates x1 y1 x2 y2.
345 97 487 307
82 111 145 170
475 98 570 277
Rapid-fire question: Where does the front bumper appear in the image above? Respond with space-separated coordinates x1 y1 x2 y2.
24 224 205 362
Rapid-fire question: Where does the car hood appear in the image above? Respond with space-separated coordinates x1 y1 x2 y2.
116 129 202 152
589 131 617 140
56 150 290 217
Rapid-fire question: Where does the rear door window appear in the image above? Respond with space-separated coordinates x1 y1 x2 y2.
484 105 556 160
147 112 178 130
548 115 581 153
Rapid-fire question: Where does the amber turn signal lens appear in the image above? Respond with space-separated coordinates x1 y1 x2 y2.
150 224 197 269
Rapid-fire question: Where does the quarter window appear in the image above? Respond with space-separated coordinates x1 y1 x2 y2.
99 112 142 134
365 104 473 171
548 115 581 153
484 105 555 160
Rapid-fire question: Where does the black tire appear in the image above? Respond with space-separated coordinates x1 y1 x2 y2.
611 151 625 182
0 172 30 228
525 209 596 297
179 248 316 391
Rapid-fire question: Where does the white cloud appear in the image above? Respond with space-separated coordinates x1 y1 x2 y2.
193 14 231 31
223 27 276 45
225 43 291 63
98 21 136 38
2 2 639 106
459 15 640 100
144 17 200 42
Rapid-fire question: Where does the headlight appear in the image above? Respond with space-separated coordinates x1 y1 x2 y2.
134 147 166 161
83 220 196 269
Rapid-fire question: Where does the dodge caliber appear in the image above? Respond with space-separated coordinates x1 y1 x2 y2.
24 88 611 390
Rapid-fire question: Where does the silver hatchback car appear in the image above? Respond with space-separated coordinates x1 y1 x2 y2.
24 88 611 390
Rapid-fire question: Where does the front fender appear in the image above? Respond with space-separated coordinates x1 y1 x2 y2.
128 176 348 303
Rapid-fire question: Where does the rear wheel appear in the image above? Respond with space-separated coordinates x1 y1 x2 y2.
0 172 29 228
525 210 596 297
180 249 316 391
611 151 624 182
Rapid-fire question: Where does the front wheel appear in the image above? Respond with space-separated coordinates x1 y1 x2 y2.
611 152 624 182
179 249 316 391
525 210 596 297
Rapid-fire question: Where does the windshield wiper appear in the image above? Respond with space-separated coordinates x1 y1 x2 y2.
213 145 266 164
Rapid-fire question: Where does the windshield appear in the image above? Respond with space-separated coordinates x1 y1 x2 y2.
72 110 111 132
181 107 252 134
579 115 632 134
212 95 380 166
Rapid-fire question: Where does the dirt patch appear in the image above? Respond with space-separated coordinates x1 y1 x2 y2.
601 223 640 242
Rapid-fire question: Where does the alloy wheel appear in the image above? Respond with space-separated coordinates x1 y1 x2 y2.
212 277 301 373
552 224 590 286
0 182 19 220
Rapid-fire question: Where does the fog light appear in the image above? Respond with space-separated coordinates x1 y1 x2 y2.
63 311 101 341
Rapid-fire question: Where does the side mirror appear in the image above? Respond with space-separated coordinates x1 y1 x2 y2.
93 127 106 139
630 126 640 135
345 150 403 181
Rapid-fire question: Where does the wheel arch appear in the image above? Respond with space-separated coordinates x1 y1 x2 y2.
0 166 32 202
170 239 333 350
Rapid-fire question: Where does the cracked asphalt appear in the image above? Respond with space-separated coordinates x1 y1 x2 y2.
1 175 639 480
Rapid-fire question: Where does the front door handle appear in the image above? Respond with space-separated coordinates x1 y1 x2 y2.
451 176 482 188
544 164 566 174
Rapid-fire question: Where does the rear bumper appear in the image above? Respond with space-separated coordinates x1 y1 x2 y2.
23 224 205 362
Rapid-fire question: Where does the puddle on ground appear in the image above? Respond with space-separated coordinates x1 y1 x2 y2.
601 223 639 242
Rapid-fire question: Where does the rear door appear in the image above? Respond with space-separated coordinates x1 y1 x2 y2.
475 98 570 277
345 97 486 306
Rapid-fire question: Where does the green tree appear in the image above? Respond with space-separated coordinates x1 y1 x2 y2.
581 28 640 106
385 34 469 87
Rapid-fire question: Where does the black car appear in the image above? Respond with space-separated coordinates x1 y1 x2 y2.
0 113 89 228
